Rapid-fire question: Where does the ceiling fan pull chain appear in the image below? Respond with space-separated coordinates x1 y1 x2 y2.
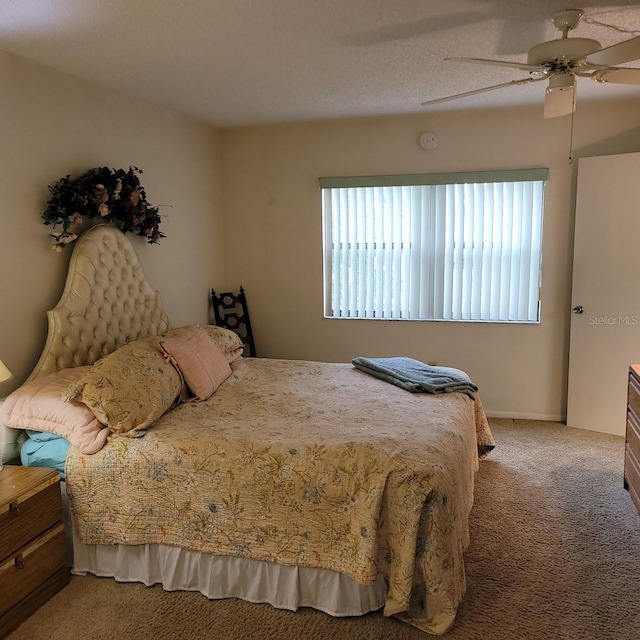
568 106 576 165
583 17 640 36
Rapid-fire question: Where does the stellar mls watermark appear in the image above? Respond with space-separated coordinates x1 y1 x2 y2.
588 315 639 325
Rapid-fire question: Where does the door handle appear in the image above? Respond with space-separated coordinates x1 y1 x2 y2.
572 305 584 314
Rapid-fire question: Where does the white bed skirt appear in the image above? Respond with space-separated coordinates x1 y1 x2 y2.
62 482 387 617
71 531 387 616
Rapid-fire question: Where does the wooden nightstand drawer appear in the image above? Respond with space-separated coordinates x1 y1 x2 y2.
0 523 67 617
0 566 70 639
0 472 61 563
0 466 69 639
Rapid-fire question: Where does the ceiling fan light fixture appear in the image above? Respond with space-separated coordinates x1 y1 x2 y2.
548 73 575 91
544 74 576 118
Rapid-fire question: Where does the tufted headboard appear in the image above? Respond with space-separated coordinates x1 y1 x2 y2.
1 224 170 463
27 223 171 381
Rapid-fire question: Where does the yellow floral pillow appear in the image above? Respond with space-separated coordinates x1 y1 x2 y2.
65 337 182 435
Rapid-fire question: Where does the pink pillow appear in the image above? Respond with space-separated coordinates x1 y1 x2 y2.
0 367 109 454
160 325 232 402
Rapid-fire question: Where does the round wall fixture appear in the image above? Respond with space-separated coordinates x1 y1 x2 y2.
418 132 438 150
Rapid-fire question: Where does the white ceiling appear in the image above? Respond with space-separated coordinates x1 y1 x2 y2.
1 0 639 127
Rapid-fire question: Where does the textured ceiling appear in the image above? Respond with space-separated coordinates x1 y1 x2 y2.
1 0 639 127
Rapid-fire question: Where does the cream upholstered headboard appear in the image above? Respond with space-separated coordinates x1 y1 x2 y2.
27 224 171 381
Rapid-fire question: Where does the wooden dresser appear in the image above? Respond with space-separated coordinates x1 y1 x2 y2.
0 466 69 638
625 365 640 515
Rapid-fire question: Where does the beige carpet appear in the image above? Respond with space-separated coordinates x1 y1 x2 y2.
8 419 640 640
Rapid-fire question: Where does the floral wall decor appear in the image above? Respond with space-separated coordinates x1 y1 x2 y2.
43 166 165 251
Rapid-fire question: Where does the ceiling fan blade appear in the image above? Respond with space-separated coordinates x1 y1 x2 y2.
445 57 547 73
421 77 546 107
544 75 575 119
593 67 640 86
585 35 640 67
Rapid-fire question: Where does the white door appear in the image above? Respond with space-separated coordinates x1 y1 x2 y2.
566 151 640 436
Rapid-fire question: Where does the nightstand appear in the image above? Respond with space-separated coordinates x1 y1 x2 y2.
0 466 69 638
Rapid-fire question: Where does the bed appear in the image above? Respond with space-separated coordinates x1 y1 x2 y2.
0 224 495 636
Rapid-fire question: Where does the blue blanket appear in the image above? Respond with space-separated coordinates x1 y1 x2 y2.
21 431 70 479
352 356 478 399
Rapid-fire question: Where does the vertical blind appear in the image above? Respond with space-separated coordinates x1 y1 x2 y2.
320 169 547 322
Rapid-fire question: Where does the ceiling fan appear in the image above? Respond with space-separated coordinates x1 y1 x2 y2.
421 8 640 118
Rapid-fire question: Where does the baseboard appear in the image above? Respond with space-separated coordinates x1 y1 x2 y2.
485 410 564 422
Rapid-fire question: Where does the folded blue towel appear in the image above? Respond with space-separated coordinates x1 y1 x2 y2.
352 356 478 399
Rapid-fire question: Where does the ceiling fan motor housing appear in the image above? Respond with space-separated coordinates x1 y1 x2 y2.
528 38 602 67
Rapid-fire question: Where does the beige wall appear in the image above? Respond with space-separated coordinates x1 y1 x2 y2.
2 46 638 421
0 52 224 393
219 99 640 420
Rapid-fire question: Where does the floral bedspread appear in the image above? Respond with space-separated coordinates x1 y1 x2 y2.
66 358 494 635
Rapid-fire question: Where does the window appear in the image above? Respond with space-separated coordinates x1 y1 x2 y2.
320 169 547 323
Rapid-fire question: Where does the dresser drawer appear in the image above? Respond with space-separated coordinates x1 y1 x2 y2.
0 523 67 617
0 481 62 563
625 444 640 514
628 371 640 419
627 408 640 465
